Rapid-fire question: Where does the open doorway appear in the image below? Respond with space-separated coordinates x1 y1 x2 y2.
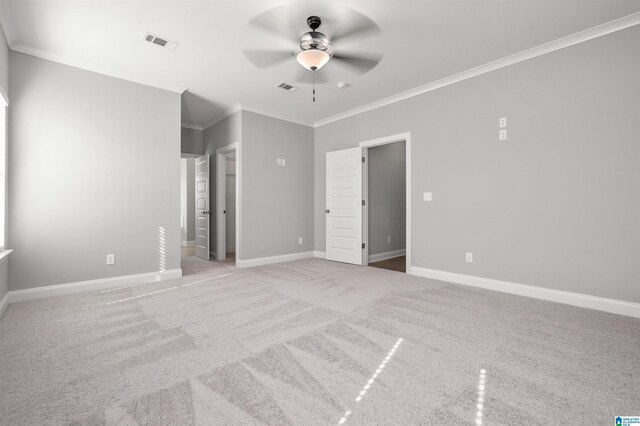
324 132 411 271
180 156 197 258
216 142 240 265
360 132 411 273
365 141 406 272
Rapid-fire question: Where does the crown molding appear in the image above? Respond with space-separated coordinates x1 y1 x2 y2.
181 122 204 131
0 0 17 46
11 44 188 94
202 103 242 130
314 11 640 128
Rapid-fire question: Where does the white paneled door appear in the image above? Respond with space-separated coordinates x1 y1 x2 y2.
195 154 210 260
325 147 364 265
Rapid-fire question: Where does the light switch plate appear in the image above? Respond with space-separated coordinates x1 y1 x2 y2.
423 192 433 201
499 129 507 141
106 254 115 265
499 117 507 128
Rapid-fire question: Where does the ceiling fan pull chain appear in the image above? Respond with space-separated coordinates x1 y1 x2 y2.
313 71 316 102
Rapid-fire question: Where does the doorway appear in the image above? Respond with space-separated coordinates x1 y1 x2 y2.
180 156 197 258
365 141 406 272
324 132 411 272
216 142 240 265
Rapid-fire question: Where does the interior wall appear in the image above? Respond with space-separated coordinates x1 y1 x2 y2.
315 25 640 304
180 158 196 245
203 111 241 258
181 127 204 156
225 157 236 252
368 141 406 257
242 111 314 260
8 51 181 291
0 22 8 101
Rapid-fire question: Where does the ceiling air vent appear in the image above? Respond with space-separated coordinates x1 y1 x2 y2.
143 32 178 51
277 83 298 92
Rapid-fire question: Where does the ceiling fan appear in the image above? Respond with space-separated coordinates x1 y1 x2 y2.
243 8 383 101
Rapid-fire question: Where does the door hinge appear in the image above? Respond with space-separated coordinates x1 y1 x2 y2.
362 156 365 163
362 200 365 206
362 243 366 249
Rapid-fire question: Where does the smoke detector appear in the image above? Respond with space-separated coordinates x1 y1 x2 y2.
143 32 178 51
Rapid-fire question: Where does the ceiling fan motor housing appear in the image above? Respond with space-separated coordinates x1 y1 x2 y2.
299 16 333 57
299 31 333 55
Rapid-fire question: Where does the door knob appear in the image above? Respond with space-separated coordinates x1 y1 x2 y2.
325 209 330 213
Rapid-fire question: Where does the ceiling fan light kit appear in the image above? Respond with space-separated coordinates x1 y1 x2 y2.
296 49 331 71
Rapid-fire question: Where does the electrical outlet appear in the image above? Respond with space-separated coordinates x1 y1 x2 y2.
466 252 473 263
298 237 303 245
499 117 507 128
106 254 115 265
499 129 507 141
423 192 433 201
388 236 391 244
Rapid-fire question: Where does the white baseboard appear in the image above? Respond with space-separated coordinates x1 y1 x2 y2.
368 249 406 263
313 251 326 259
237 251 315 268
181 240 196 247
6 269 183 304
409 266 640 318
0 291 9 318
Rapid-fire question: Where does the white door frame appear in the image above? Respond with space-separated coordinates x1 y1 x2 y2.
359 132 411 271
216 142 241 265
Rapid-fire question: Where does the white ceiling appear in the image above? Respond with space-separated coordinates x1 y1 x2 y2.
2 0 640 128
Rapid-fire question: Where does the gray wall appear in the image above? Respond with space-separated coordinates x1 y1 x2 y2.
315 25 640 303
242 111 314 260
203 111 241 257
8 52 181 290
180 158 196 243
0 23 8 100
181 127 204 155
368 141 406 256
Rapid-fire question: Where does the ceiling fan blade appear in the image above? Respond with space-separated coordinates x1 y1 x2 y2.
292 67 330 85
330 11 381 45
243 49 295 69
332 52 383 74
247 9 301 42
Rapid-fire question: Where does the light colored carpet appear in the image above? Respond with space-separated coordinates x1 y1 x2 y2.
1 257 638 425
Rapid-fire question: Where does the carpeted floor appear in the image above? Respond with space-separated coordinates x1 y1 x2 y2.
1 257 638 425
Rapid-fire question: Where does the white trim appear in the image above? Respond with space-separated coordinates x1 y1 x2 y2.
0 249 12 264
0 291 9 318
360 132 411 272
313 251 326 259
368 249 406 263
409 266 640 318
181 122 204 131
314 12 640 128
181 240 195 247
203 103 242 130
6 269 182 304
237 251 315 268
216 142 240 265
11 44 188 94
